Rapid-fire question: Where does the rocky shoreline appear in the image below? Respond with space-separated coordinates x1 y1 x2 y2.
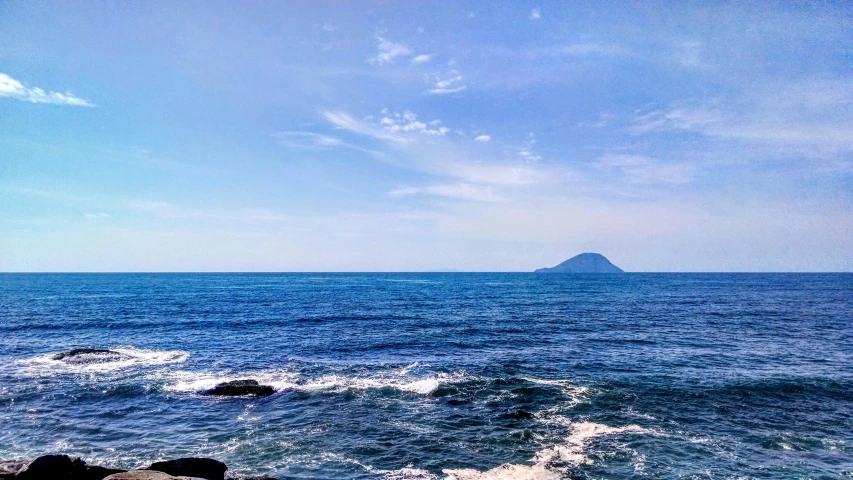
0 455 275 480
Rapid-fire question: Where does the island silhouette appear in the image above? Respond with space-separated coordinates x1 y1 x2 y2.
535 253 624 273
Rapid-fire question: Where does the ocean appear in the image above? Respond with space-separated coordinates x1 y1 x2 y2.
0 273 851 479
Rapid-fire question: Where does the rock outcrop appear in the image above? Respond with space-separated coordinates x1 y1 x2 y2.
0 454 124 479
534 253 624 273
201 380 275 397
0 455 231 480
147 458 227 480
52 348 129 364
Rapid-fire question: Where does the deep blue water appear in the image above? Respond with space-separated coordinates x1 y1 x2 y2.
1 273 851 479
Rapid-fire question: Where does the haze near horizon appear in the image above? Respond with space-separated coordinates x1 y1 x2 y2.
1 1 851 272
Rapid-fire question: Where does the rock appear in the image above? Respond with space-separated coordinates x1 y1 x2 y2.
0 460 27 479
534 253 624 273
12 454 78 479
201 380 275 397
502 409 534 420
79 465 128 480
147 458 227 480
104 472 204 480
52 348 128 364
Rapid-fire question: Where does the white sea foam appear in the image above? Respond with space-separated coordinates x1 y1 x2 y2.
13 347 189 377
440 421 648 480
165 364 465 396
520 378 589 406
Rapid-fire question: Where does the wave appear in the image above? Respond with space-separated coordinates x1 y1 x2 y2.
12 347 189 377
440 421 648 480
165 363 468 396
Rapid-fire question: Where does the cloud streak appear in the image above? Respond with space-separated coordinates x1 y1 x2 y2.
0 73 94 107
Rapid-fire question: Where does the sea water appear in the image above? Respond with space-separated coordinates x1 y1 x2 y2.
0 273 851 478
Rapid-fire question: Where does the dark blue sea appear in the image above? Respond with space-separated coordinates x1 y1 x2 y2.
1 273 851 479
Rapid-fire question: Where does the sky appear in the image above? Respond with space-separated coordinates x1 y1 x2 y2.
1 1 851 272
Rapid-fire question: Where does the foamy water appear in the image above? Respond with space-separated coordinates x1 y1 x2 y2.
11 347 189 377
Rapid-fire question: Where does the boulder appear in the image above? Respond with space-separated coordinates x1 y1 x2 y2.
12 454 79 479
52 348 128 364
147 458 227 480
201 380 274 397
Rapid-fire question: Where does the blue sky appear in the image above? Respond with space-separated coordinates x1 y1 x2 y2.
1 1 851 271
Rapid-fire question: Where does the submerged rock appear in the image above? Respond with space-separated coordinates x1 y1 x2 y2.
201 380 275 397
147 458 227 480
52 348 128 364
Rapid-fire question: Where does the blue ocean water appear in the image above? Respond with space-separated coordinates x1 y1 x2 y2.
0 273 851 479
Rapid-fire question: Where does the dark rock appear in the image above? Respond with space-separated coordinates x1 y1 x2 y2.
14 454 76 479
201 380 275 397
502 409 534 420
147 458 227 480
80 465 128 480
53 348 128 364
534 252 624 273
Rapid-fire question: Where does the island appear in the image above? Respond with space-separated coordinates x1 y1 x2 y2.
534 253 624 273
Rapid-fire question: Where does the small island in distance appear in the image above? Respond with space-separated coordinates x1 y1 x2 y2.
535 253 624 273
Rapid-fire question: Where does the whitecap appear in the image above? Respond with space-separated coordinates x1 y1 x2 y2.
164 367 463 396
441 421 648 480
12 347 189 377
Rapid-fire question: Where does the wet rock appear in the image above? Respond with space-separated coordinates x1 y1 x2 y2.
502 409 534 420
53 348 128 364
201 380 275 397
147 458 227 480
0 460 27 479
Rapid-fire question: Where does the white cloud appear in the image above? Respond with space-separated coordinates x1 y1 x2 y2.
379 111 449 136
84 212 110 220
427 74 467 95
370 37 412 65
389 183 505 202
474 135 492 142
596 154 694 184
411 54 432 64
530 8 541 20
0 73 94 107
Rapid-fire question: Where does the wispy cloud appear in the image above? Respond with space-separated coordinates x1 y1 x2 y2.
530 8 541 20
322 109 547 189
389 183 505 202
596 154 694 184
83 212 111 220
272 131 344 149
474 135 492 142
630 80 853 159
0 73 94 107
427 74 466 94
370 37 412 65
518 133 541 162
411 54 432 64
